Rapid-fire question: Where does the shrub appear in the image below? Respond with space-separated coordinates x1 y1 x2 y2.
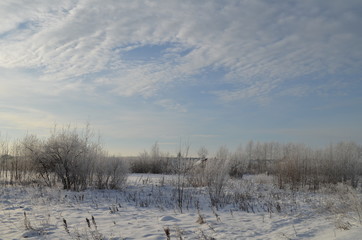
94 156 128 189
21 124 107 190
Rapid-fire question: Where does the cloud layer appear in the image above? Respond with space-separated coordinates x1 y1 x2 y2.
1 0 361 101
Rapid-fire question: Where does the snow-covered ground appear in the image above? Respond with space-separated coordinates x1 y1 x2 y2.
1 174 362 239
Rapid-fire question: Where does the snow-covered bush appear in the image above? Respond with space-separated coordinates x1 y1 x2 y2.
21 134 55 187
94 156 128 189
21 124 107 190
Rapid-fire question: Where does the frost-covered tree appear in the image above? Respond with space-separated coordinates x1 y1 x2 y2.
22 134 54 187
22 124 107 190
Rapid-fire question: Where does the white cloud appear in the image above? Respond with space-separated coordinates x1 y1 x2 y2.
0 0 361 103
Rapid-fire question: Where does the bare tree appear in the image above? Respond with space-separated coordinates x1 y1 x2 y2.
22 134 54 187
21 124 105 190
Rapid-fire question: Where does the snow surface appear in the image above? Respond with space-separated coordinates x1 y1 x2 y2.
1 174 362 239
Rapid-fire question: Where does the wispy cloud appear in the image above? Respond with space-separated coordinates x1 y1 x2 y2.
1 0 360 104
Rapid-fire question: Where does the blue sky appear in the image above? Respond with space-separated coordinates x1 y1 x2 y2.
0 0 361 156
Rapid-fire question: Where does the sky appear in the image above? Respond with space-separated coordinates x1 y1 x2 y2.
0 0 361 156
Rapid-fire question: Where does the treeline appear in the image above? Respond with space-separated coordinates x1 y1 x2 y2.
1 126 362 191
130 141 362 190
0 125 128 190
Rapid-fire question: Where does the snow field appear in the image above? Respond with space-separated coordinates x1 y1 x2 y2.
1 174 362 239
